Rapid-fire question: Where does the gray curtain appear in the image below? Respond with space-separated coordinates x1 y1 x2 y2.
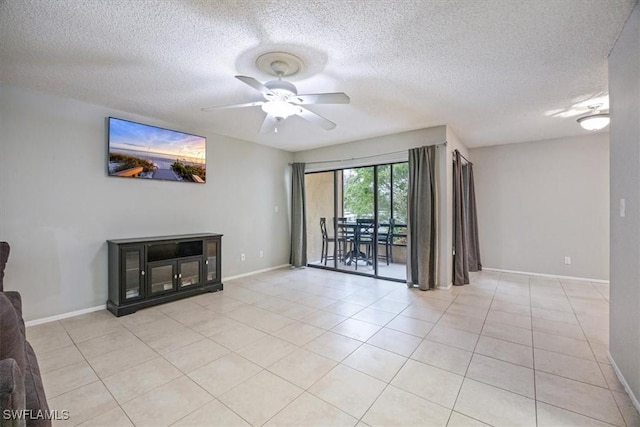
453 151 481 285
453 151 469 285
290 163 307 267
407 145 438 290
465 163 482 272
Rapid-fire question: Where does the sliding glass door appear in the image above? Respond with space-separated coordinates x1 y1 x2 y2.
388 163 408 280
337 166 375 276
305 162 408 282
305 171 335 267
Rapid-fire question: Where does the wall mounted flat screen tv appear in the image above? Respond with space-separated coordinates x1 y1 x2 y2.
108 117 206 183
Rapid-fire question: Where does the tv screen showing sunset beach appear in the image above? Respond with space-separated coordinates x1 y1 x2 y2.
108 117 206 183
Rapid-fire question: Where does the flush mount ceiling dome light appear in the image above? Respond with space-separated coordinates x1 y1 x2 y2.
577 105 610 131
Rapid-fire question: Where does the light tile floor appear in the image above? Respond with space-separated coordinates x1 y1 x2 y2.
308 260 408 281
28 268 640 426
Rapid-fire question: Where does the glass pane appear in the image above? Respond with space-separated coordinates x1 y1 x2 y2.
378 162 408 280
180 260 200 287
377 165 391 223
343 167 374 220
305 171 336 267
124 251 140 299
205 240 217 282
150 264 174 294
392 163 409 225
339 166 375 276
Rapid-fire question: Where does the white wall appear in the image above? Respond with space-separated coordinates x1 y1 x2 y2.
295 126 447 172
0 84 293 321
471 133 609 280
609 1 640 407
293 126 467 288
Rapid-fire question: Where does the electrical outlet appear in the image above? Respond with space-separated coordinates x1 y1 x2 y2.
274 205 279 213
564 256 571 265
620 198 626 217
241 253 246 261
259 250 264 258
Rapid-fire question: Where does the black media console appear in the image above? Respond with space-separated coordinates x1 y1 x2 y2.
107 233 223 316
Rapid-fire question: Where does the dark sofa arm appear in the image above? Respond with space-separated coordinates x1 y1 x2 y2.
0 292 50 427
0 358 26 427
1 293 24 338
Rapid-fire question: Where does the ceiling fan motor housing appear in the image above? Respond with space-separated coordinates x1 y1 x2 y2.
264 80 298 99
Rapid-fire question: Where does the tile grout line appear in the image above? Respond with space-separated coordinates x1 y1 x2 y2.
536 401 624 427
529 274 538 427
70 308 223 424
447 272 505 425
161 280 601 425
32 270 631 426
99 333 203 420
443 275 488 427
254 280 416 425
321 283 459 424
58 320 138 426
193 278 390 425
559 279 629 427
361 304 437 422
333 285 437 424
167 296 303 426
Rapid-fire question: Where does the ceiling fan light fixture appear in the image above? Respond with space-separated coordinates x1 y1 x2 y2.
577 113 610 131
202 63 349 133
261 100 300 119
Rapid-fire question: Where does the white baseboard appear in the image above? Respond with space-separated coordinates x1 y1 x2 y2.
25 304 106 327
608 352 640 415
222 264 291 282
24 264 292 327
437 282 453 290
482 267 609 284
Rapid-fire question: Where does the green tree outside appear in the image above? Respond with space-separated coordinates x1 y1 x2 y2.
343 163 408 223
392 163 408 223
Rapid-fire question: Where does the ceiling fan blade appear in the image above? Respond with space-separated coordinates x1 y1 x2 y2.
296 107 337 130
259 114 278 134
235 75 275 97
201 101 264 112
293 92 350 105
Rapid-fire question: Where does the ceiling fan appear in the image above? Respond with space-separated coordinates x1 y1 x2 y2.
202 58 350 134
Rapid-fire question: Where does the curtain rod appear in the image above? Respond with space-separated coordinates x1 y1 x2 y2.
454 149 472 165
289 141 448 166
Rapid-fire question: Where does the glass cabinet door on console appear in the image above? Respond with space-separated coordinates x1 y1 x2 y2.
178 258 201 288
204 239 219 283
148 258 202 294
148 261 176 295
121 246 144 300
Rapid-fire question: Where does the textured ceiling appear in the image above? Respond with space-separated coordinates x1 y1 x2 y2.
0 0 635 151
